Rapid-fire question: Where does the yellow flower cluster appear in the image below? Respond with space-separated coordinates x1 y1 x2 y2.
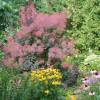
30 68 62 86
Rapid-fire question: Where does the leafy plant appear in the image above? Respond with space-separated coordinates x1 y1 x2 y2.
0 67 66 100
80 51 100 72
65 0 100 52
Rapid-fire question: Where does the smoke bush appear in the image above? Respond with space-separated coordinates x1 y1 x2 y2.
3 0 76 70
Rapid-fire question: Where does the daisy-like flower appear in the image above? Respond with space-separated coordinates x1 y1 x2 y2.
82 76 98 84
84 84 90 90
91 70 97 74
80 84 90 91
81 84 90 90
89 91 95 96
82 77 89 84
90 70 100 79
93 72 100 79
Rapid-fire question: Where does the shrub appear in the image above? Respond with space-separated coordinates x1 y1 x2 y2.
3 0 76 70
66 0 100 52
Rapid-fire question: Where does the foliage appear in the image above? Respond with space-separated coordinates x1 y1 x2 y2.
0 0 11 31
77 83 100 100
80 51 100 72
0 67 66 100
84 52 100 66
1 0 100 99
0 0 100 52
0 0 67 32
77 73 100 100
76 52 100 100
0 0 30 31
65 0 100 52
29 68 65 100
0 0 17 31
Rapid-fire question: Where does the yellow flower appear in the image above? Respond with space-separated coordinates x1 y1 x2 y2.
39 77 46 81
52 81 61 86
30 68 62 85
71 95 76 100
44 90 49 95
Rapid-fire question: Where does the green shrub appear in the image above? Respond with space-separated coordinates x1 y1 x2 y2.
65 0 100 52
